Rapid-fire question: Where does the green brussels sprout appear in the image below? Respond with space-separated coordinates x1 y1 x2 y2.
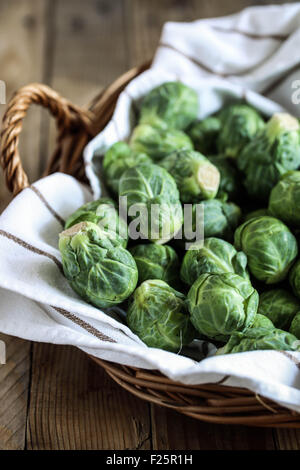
130 124 193 162
257 289 300 330
208 155 241 200
217 327 300 354
59 222 138 309
244 208 269 222
199 199 241 241
289 260 300 299
237 113 300 201
130 244 180 288
119 162 183 244
159 149 220 203
187 273 258 341
127 279 196 352
103 141 151 194
234 216 298 284
138 81 198 130
252 314 274 329
290 312 300 339
179 199 241 248
180 238 248 286
269 171 300 228
187 117 221 154
217 104 264 159
65 198 128 248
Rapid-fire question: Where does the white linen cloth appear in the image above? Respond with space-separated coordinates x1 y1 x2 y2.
1 4 300 412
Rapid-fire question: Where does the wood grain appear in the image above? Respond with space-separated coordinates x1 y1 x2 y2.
0 334 31 450
0 0 48 210
274 428 300 450
41 0 133 173
0 0 47 451
27 344 151 450
52 0 129 104
124 0 195 68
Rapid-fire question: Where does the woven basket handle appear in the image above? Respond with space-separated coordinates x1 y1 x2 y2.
0 83 94 196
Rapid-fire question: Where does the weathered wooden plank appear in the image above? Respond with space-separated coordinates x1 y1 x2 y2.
27 344 151 450
0 0 48 210
0 333 31 450
0 0 48 451
273 428 300 450
51 0 129 105
124 0 195 68
192 0 257 18
41 0 131 171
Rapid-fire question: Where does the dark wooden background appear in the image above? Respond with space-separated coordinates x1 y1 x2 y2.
1 0 300 450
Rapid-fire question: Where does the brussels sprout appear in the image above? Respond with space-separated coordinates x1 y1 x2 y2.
290 312 300 339
269 171 300 228
187 117 221 154
199 199 241 241
119 162 183 244
237 113 300 201
139 81 198 131
59 222 138 309
244 208 269 222
208 155 241 200
159 149 220 203
289 260 300 299
103 141 151 194
217 104 264 159
179 199 241 248
127 279 196 352
217 327 300 354
252 314 274 329
180 238 248 286
130 244 180 288
130 124 193 162
257 289 300 330
65 198 128 248
234 216 298 284
187 273 258 341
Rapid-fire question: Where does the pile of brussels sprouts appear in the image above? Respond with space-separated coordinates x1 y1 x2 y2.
59 81 300 356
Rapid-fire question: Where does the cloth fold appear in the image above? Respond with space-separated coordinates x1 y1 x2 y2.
1 4 300 412
153 3 300 107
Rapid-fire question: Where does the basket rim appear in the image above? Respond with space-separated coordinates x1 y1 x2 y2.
91 356 300 427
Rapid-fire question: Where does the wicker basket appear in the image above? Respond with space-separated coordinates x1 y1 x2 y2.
1 63 300 428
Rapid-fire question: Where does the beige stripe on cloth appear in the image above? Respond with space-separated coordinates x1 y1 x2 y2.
278 351 300 370
211 25 288 41
158 41 300 96
50 306 116 343
0 229 64 273
0 229 117 344
29 185 66 227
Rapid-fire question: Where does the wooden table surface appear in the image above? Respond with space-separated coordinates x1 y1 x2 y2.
1 0 300 451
